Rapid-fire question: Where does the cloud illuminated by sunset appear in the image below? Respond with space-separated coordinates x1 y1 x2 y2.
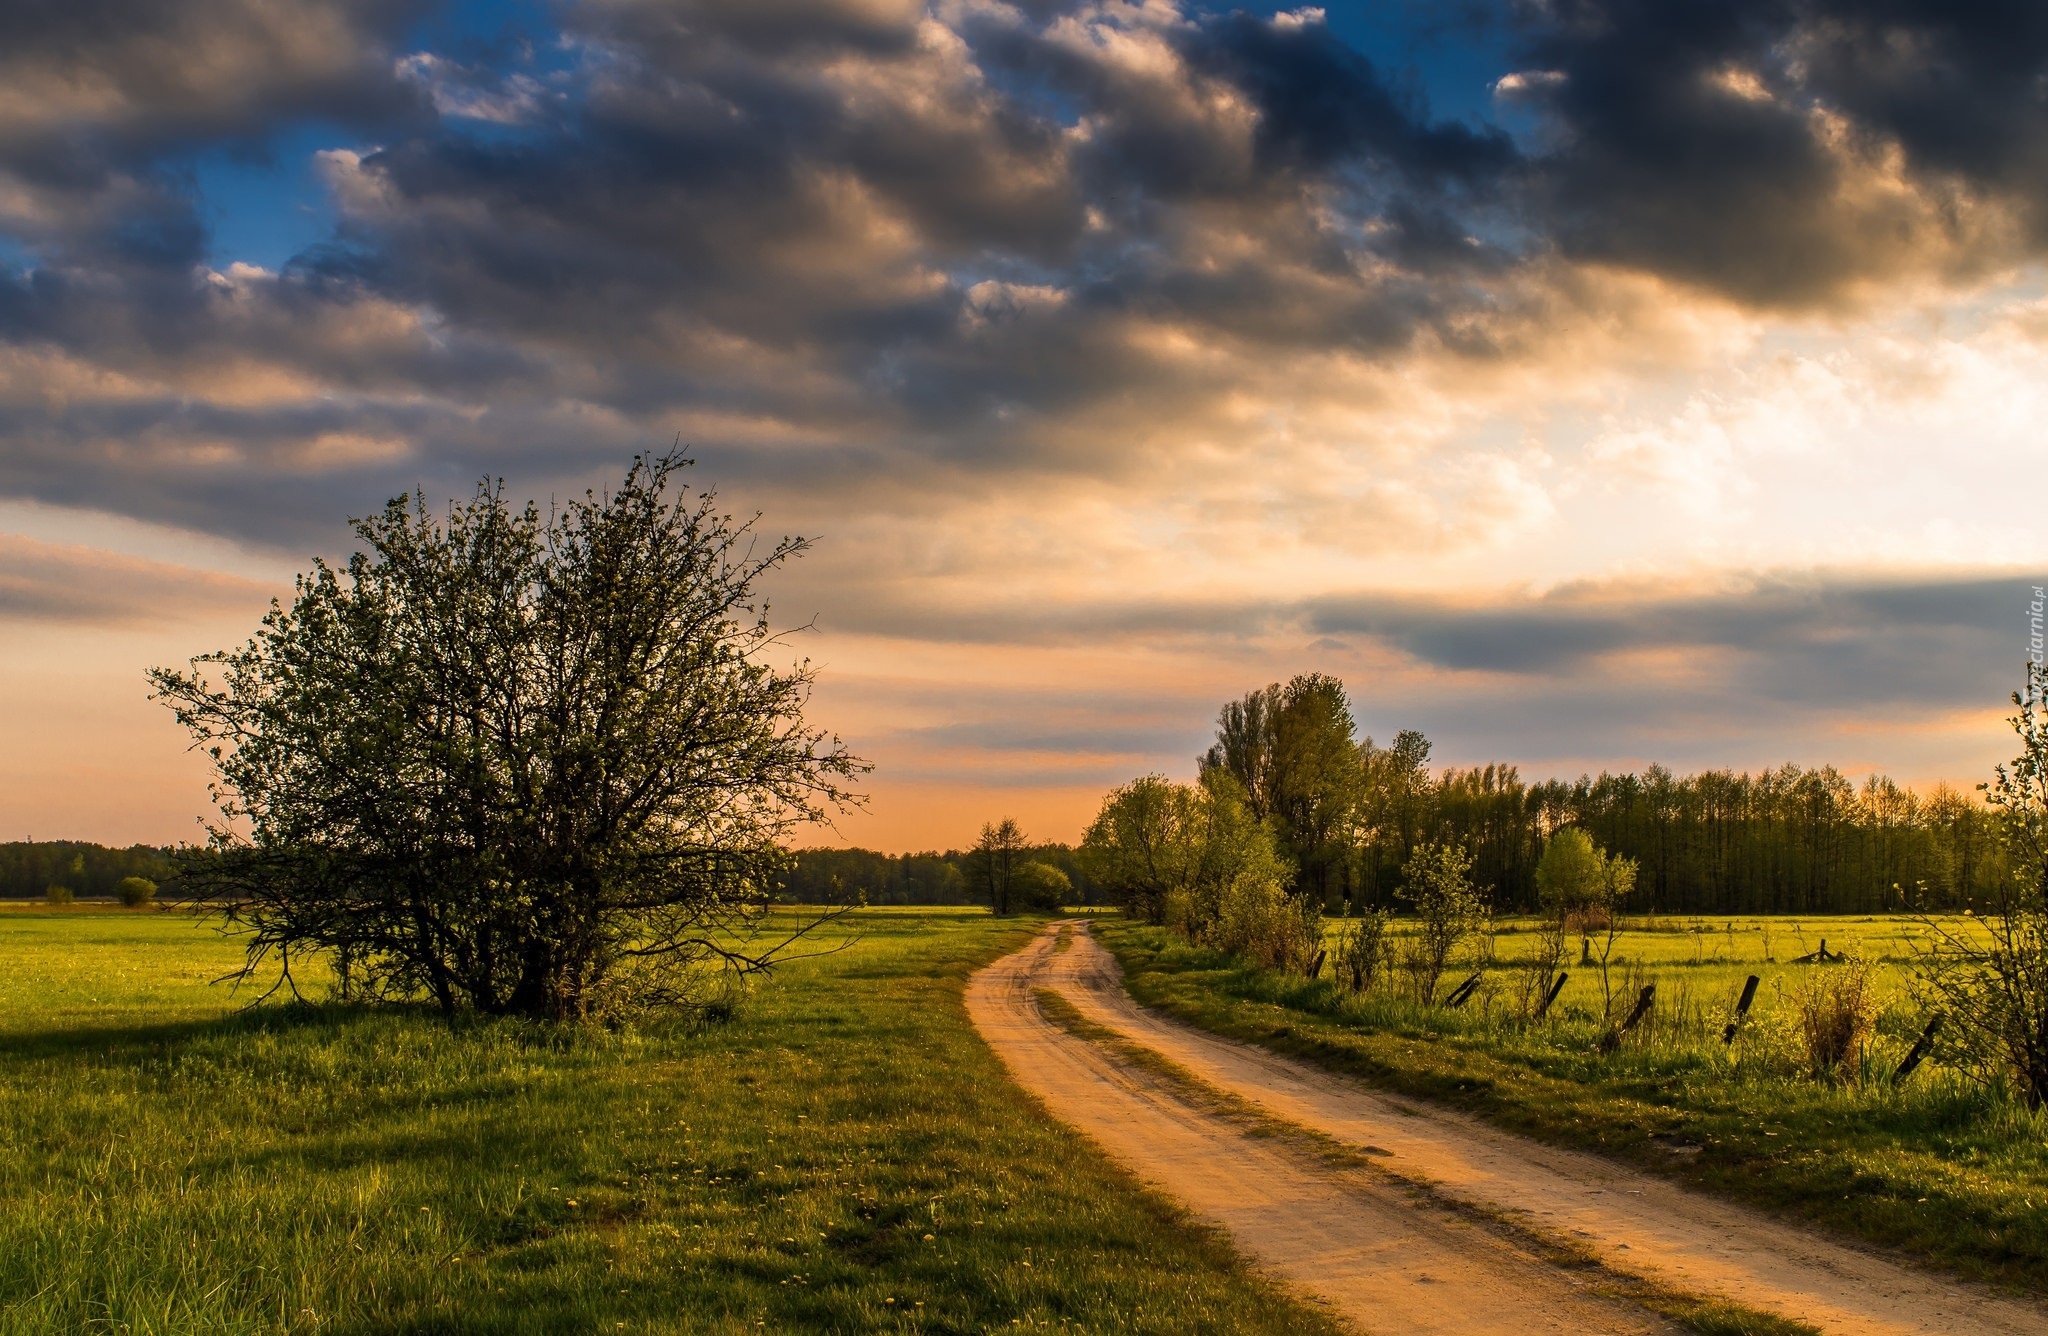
1 0 2043 849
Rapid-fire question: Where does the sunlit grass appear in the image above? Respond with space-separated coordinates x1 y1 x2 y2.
0 906 1341 1335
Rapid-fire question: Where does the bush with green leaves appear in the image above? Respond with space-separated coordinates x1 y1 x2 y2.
43 884 72 906
1081 772 1287 930
1398 842 1487 1004
1009 861 1072 913
150 454 862 1021
1916 661 2048 1106
1333 908 1392 993
1210 874 1319 974
115 876 157 908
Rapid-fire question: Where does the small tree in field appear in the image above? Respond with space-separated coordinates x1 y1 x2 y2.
116 876 157 907
1535 827 1635 1011
972 818 1028 915
1916 662 2048 1106
1399 841 1485 1004
150 453 863 1020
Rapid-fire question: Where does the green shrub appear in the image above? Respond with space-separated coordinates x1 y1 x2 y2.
1333 909 1391 993
1796 960 1877 1078
115 876 158 908
1010 861 1072 912
43 884 73 906
1210 876 1319 973
1398 842 1486 1004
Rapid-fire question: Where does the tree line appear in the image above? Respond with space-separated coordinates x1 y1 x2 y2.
0 842 171 900
778 841 1099 906
1093 673 2003 919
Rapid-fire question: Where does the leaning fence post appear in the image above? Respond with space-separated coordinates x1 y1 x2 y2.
1599 984 1656 1054
1306 948 1327 980
1722 974 1761 1045
1535 971 1568 1020
1444 971 1483 1009
1893 1016 1942 1085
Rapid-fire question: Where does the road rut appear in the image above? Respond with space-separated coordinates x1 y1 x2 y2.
966 921 2048 1335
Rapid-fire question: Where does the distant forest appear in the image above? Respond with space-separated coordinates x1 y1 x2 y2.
14 736 2005 916
799 664 2013 918
779 844 1099 907
1187 673 2013 918
789 758 1999 917
1355 759 1997 916
0 842 173 899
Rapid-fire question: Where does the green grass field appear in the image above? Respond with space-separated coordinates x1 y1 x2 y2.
1100 914 2048 1294
0 905 1342 1336
1449 913 1942 1019
1359 913 1954 1066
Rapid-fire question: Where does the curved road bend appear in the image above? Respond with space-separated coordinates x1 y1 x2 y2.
966 921 2048 1336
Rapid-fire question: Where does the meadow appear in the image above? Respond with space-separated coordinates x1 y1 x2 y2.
1100 913 2048 1294
0 905 1341 1336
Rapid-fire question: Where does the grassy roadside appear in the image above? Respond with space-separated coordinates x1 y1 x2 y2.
1097 920 2048 1297
0 907 1344 1335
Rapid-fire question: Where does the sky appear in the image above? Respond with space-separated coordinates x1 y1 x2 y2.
2 0 2046 852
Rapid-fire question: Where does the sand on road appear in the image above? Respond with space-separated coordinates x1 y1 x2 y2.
966 921 2048 1336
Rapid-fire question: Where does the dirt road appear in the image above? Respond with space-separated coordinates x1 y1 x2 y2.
965 921 2048 1336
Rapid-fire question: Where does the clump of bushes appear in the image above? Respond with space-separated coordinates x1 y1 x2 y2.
1010 861 1071 913
1795 961 1877 1078
44 884 73 905
116 876 158 907
1210 875 1319 973
1334 908 1392 994
1083 769 1321 972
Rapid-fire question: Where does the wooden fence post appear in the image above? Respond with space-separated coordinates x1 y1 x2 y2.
1892 1016 1942 1085
1599 984 1656 1054
1722 974 1761 1045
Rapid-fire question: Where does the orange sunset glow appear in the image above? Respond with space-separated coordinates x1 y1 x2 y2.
2 0 2043 852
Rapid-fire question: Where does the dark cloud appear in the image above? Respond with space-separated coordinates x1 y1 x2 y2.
795 566 2028 715
1 0 2046 552
1509 0 2048 304
1308 574 2024 709
0 0 430 271
1176 10 1516 183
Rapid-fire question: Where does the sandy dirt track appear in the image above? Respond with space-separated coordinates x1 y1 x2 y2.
965 922 2048 1336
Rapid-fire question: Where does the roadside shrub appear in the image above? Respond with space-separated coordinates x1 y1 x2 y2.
1010 861 1072 913
115 876 157 907
44 884 73 905
1914 662 2048 1106
1796 961 1877 1079
1210 876 1319 973
1334 909 1391 993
